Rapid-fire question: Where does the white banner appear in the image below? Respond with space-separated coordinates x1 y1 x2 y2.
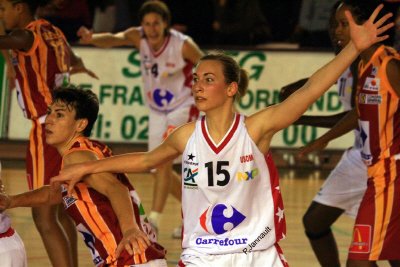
7 47 353 149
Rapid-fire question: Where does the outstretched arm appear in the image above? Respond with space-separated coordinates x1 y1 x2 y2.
51 123 192 193
279 78 350 128
295 111 350 128
77 26 141 48
0 185 62 211
250 5 392 139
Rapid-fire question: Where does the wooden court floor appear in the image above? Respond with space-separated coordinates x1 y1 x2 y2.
1 165 391 267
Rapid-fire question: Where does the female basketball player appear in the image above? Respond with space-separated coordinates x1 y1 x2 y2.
51 4 392 266
76 0 203 235
0 0 96 266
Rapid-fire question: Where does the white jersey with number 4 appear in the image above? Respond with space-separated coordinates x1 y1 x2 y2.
181 114 286 256
140 29 194 112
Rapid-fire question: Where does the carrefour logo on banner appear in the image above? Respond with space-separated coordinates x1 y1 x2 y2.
199 204 246 235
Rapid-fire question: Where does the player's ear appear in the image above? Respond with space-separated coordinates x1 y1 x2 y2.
227 82 238 97
76 118 88 134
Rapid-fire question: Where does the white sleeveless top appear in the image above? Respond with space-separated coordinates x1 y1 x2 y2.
139 29 194 112
337 68 361 149
181 114 286 255
0 213 11 234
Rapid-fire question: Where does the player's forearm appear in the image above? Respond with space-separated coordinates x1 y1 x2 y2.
86 33 126 48
106 185 139 234
84 152 152 175
295 111 349 128
314 108 358 144
9 186 61 208
306 42 359 102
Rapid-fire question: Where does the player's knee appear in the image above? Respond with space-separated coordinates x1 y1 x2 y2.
32 208 58 232
302 211 332 240
302 210 318 230
305 227 332 241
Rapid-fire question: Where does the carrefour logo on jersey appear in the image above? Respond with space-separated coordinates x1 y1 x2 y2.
148 89 175 108
199 204 246 235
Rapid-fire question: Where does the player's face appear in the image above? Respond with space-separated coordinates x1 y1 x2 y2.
141 12 168 50
45 101 84 151
0 0 21 30
192 60 232 112
334 4 351 49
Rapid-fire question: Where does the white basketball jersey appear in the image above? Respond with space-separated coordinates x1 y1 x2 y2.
181 114 286 255
0 213 11 234
140 29 194 112
337 68 361 149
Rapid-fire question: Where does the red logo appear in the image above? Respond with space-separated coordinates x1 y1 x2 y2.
163 125 176 139
349 224 371 253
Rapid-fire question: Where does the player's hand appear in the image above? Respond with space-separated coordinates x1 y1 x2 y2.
51 163 88 196
6 65 16 90
77 26 93 44
347 4 394 52
70 58 99 79
298 139 328 158
115 227 151 258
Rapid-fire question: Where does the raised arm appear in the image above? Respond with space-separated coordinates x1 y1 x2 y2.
77 26 141 48
250 5 392 138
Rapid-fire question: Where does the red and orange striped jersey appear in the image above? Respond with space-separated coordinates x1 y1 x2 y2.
61 137 166 266
356 45 400 166
12 19 70 120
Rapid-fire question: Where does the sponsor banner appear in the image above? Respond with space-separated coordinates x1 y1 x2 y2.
7 47 353 148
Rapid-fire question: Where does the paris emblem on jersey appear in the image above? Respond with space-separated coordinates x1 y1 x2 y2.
199 204 246 235
363 77 380 92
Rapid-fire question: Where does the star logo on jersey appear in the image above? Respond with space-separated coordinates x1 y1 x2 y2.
152 88 174 108
188 153 195 161
199 204 246 235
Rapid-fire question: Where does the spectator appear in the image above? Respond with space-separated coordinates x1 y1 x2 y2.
37 0 92 43
212 0 272 46
293 0 337 48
